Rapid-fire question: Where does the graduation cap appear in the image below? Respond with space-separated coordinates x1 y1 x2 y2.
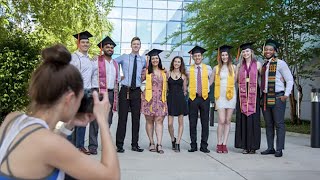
240 42 254 50
146 49 163 56
97 36 116 48
216 45 233 52
265 39 282 51
188 46 207 55
73 31 93 40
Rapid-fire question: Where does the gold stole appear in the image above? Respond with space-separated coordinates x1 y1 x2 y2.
214 65 235 101
189 64 209 100
145 70 167 102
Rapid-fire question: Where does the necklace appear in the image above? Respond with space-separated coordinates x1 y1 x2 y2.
172 71 180 79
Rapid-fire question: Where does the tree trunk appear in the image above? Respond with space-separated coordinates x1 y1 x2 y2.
297 84 303 125
289 86 298 124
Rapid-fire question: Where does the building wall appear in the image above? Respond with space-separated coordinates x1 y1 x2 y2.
108 0 197 67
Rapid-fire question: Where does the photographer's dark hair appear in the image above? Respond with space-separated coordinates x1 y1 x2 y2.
147 55 165 74
169 56 186 76
28 44 83 112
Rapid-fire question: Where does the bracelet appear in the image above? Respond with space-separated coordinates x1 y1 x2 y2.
59 123 74 136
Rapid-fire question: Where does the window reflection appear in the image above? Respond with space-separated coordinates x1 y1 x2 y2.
121 20 137 42
123 0 137 8
153 0 167 9
168 10 182 21
168 1 182 10
152 21 166 43
108 7 122 18
137 20 151 43
123 8 137 19
109 19 122 42
153 9 166 21
138 9 152 20
113 0 122 7
138 0 152 8
167 22 181 45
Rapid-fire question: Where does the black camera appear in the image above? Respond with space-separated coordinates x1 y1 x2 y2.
78 89 103 113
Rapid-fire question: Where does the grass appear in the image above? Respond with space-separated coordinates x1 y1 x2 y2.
231 115 310 135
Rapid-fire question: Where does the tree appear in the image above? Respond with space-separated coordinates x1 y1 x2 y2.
0 0 115 123
169 0 320 124
1 0 114 52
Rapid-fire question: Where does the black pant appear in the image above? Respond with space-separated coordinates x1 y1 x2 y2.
116 87 141 148
262 92 286 150
188 95 210 149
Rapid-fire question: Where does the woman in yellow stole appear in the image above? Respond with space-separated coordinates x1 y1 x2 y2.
141 49 168 154
211 45 237 153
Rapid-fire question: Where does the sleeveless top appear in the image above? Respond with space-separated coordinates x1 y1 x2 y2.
0 114 65 180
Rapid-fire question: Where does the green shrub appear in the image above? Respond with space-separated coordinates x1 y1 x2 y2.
0 30 42 123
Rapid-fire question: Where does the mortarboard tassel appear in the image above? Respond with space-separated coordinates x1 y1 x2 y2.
262 42 265 56
146 55 149 68
217 47 220 62
236 47 240 62
77 33 80 49
189 53 192 65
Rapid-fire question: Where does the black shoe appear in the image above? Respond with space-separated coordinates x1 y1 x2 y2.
132 146 144 152
261 149 275 155
172 137 176 150
275 150 283 157
174 144 180 152
200 147 210 153
117 147 125 153
89 149 98 155
188 147 198 152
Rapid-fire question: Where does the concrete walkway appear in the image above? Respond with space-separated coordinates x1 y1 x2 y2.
86 112 320 180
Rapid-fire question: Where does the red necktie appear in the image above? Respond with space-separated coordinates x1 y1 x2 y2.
197 66 202 95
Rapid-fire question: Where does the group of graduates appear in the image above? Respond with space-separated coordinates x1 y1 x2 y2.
70 30 293 158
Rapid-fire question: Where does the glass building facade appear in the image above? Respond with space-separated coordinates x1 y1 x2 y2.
108 0 197 68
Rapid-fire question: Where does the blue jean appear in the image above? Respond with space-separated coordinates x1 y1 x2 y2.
75 126 86 148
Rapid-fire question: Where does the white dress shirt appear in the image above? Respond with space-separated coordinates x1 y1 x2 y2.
91 56 120 89
264 59 294 97
70 51 93 89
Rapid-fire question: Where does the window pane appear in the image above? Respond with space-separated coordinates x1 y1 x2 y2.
113 0 122 7
109 19 122 42
182 45 194 57
168 10 182 21
137 8 152 20
108 7 122 18
114 43 121 55
153 0 167 9
122 8 137 19
152 21 166 43
138 0 152 8
123 0 137 8
122 20 136 42
168 1 182 10
137 20 151 43
120 42 132 54
151 43 166 51
167 22 181 45
153 9 167 21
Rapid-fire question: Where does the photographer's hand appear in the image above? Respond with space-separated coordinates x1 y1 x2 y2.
92 90 111 125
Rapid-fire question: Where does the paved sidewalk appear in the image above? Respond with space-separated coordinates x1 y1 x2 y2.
86 112 320 180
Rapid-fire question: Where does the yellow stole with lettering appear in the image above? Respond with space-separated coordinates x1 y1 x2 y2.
214 65 234 101
189 64 208 100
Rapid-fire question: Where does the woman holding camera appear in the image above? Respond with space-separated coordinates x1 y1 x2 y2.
0 45 120 180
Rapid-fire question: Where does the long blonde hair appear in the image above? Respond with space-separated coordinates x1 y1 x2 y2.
239 49 257 66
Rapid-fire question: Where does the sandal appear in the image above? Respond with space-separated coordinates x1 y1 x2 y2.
149 143 156 152
156 144 164 154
